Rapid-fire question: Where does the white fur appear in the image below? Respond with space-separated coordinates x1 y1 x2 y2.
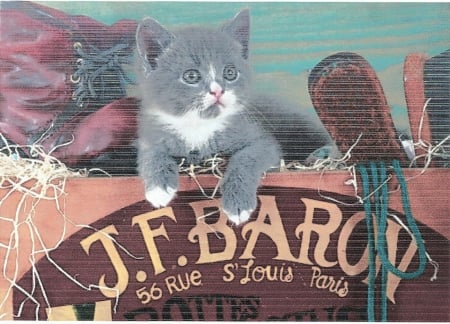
223 208 253 225
155 92 241 149
208 65 216 80
146 186 177 208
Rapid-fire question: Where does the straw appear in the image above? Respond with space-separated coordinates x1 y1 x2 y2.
0 134 126 319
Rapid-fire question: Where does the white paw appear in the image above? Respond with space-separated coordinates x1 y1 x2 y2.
145 186 177 208
224 209 253 226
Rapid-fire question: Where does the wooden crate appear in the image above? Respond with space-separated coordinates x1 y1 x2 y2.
1 1 448 321
1 169 448 321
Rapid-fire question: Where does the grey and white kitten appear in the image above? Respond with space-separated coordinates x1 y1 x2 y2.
135 9 335 225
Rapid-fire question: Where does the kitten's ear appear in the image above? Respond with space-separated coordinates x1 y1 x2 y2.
136 17 175 69
221 9 250 59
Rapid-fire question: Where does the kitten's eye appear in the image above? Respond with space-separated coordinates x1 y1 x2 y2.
223 64 239 82
182 69 202 84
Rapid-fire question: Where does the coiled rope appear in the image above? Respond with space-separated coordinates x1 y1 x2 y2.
358 160 428 322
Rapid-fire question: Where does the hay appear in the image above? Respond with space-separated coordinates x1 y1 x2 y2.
178 135 365 214
0 134 132 319
1 96 446 318
409 98 450 171
178 154 226 199
0 134 80 317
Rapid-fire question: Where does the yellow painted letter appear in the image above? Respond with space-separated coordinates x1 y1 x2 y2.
80 225 129 298
240 195 295 261
132 207 176 275
295 198 342 267
188 199 237 263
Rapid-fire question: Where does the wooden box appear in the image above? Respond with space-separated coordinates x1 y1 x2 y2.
1 1 449 321
1 169 448 321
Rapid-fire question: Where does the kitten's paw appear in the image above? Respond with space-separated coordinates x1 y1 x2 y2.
145 186 177 208
223 208 253 226
221 184 257 226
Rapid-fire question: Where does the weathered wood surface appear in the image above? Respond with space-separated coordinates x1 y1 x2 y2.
1 169 449 319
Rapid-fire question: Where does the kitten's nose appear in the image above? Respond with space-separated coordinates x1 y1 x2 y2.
209 82 224 99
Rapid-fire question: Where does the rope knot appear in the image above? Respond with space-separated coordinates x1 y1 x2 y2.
70 41 134 107
358 160 429 322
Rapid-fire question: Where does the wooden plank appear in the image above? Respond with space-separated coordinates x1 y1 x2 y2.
1 169 448 320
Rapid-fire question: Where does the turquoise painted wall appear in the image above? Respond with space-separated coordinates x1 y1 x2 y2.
36 1 450 133
36 2 450 71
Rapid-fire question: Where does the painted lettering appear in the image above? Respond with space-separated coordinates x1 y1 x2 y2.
80 225 129 298
132 207 176 275
125 295 260 321
222 263 237 282
295 198 342 267
310 266 348 297
188 200 237 264
75 194 422 307
165 270 202 295
240 195 296 261
338 211 419 303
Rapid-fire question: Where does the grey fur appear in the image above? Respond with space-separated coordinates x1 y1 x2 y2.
134 9 335 225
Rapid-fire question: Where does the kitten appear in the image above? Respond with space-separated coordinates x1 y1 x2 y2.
134 9 335 225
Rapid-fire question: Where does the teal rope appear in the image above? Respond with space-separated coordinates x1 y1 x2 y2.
358 164 376 322
358 160 428 322
370 161 388 322
377 160 427 279
378 162 389 322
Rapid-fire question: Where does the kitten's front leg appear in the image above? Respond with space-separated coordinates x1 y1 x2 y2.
138 147 179 208
221 139 280 225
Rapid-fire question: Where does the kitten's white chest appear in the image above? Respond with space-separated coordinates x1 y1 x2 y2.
155 110 229 149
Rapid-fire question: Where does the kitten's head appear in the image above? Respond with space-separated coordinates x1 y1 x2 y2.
136 9 251 119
